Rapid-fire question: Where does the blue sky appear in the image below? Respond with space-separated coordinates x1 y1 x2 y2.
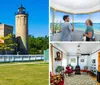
0 0 49 37
50 9 100 23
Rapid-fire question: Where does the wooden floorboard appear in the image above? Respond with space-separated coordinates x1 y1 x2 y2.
88 72 100 85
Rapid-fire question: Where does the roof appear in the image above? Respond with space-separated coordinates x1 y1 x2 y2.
50 0 100 14
0 23 13 27
18 4 25 9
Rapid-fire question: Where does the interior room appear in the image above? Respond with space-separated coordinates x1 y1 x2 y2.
50 43 100 85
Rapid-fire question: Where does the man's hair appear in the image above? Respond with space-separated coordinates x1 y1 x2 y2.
88 19 93 26
63 15 69 21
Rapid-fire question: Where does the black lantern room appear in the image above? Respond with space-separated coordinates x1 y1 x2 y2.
16 4 27 15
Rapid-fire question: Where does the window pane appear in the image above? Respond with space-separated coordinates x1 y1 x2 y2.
74 14 88 31
91 12 100 34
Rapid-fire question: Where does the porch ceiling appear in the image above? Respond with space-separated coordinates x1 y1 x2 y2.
50 0 100 14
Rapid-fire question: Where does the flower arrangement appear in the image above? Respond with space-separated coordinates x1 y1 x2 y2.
50 74 63 85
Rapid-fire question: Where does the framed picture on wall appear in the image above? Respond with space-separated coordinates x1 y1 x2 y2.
55 51 62 61
92 59 96 63
71 58 76 63
81 59 84 62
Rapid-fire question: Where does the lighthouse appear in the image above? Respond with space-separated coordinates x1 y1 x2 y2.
15 5 28 54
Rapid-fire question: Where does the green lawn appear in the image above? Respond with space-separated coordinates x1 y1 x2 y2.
0 62 48 85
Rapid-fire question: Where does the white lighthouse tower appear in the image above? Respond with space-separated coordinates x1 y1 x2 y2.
15 5 28 54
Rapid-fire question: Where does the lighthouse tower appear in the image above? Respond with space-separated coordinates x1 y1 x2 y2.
15 5 28 54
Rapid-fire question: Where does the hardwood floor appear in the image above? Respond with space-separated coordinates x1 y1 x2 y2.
89 72 100 85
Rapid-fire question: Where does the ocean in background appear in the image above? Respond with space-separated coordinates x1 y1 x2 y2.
74 23 100 31
50 23 100 32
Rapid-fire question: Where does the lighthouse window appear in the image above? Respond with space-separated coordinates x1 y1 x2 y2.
24 18 26 25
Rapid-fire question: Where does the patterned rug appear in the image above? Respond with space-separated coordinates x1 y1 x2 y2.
64 74 97 85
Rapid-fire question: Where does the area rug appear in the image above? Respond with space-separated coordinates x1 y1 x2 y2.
64 74 97 85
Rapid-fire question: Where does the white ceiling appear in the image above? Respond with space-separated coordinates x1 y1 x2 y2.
50 0 100 14
55 43 100 55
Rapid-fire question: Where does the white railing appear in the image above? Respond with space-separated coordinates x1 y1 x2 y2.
51 31 100 41
0 55 44 62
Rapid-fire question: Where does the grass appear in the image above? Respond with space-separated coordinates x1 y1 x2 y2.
0 62 48 85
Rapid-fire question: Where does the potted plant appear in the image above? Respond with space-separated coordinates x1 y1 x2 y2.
55 66 64 74
54 23 59 33
54 21 62 33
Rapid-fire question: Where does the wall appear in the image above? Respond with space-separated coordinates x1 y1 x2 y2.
51 44 67 74
16 14 28 54
44 49 49 62
87 55 91 70
50 31 84 41
62 50 99 71
51 44 100 74
62 52 67 70
51 32 100 41
90 51 98 70
53 47 62 74
67 55 89 70
51 33 61 41
67 56 77 69
79 56 88 70
89 51 100 75
67 51 100 71
90 46 100 72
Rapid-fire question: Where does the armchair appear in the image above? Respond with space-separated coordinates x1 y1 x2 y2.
83 66 88 74
65 66 73 76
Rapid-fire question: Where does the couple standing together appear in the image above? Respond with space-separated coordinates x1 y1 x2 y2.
61 15 94 41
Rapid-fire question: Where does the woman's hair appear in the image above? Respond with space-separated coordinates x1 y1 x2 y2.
88 19 93 26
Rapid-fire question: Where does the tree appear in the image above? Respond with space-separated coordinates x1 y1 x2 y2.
0 34 49 54
0 34 17 54
28 35 49 54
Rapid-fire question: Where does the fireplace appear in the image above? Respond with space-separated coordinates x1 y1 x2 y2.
75 56 81 74
75 65 81 74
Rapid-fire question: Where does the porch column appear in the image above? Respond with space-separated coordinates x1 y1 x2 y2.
72 14 74 29
88 13 91 19
52 9 56 35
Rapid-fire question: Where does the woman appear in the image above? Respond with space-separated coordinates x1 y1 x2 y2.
83 19 94 41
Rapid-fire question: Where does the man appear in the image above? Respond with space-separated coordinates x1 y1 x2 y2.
61 15 74 41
